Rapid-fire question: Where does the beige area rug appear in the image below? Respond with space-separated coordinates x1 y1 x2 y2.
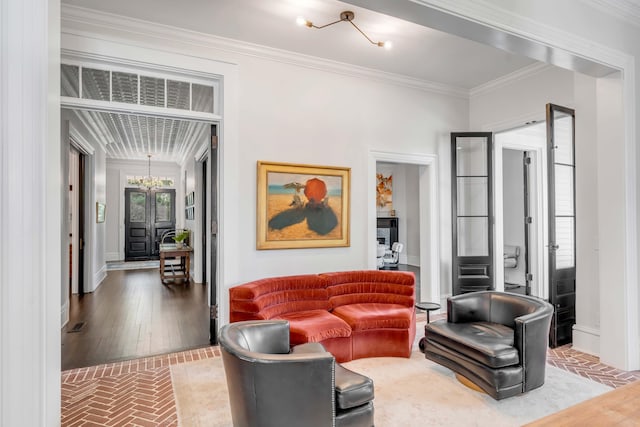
171 350 611 427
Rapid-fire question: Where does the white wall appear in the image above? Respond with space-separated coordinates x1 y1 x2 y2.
470 66 575 129
236 53 465 289
92 147 107 290
573 72 601 355
181 151 206 282
105 158 182 261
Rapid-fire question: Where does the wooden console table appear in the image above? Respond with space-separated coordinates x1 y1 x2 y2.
159 244 192 284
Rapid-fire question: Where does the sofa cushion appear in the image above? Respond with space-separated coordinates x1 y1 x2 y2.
425 320 519 368
276 310 352 344
323 270 415 310
332 303 413 331
229 275 330 322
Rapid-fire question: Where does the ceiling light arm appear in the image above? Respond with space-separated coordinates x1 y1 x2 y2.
347 20 381 47
309 18 343 30
298 10 391 49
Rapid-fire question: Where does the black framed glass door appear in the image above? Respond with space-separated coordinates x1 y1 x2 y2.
547 103 576 347
451 132 494 294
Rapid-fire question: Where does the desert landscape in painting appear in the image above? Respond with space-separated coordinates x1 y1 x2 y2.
266 193 343 241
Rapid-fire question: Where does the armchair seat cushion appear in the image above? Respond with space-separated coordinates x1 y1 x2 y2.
332 303 413 331
276 309 352 344
334 363 375 410
426 320 518 368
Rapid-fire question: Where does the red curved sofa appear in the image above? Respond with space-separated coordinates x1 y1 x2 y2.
229 270 416 362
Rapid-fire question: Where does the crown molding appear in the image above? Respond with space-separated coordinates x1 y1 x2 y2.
60 5 469 99
469 62 554 98
584 0 640 29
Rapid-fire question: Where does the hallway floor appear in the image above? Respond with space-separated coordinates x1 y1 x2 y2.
62 268 210 370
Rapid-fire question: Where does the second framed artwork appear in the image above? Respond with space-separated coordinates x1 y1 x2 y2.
256 161 350 250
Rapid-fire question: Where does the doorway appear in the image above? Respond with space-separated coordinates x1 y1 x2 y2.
124 188 176 260
501 149 534 296
369 151 441 306
494 122 547 299
69 147 87 296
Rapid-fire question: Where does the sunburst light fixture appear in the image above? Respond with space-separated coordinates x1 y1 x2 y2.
136 154 163 190
296 11 392 49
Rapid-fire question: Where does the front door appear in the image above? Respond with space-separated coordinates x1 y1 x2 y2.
451 132 494 294
124 188 176 260
547 104 577 347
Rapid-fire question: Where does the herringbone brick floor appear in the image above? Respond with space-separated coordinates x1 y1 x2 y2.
61 347 219 426
547 344 640 388
61 336 640 425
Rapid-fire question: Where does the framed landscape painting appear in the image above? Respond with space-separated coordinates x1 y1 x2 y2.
256 161 350 250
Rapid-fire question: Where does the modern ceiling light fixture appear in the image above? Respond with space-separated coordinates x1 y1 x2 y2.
296 11 392 49
136 154 163 190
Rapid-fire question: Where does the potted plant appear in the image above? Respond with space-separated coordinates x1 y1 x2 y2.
173 229 190 249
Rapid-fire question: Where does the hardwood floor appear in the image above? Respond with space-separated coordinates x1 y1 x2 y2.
525 380 640 426
61 268 210 370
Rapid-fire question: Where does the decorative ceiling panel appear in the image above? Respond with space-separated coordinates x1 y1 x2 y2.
70 109 209 163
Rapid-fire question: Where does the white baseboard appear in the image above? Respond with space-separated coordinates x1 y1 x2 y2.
93 264 107 291
406 255 420 266
106 251 120 262
572 324 600 357
61 301 69 328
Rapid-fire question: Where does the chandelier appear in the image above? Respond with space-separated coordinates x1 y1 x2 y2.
136 154 163 190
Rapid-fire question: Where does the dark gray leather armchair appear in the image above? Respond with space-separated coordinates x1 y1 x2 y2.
219 320 374 427
423 291 553 400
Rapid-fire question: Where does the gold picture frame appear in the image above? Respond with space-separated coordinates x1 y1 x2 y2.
257 161 350 250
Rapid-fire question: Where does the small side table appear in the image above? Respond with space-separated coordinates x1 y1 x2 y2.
416 301 441 353
415 301 441 324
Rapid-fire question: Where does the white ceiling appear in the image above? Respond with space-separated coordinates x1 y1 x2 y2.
62 0 545 162
62 0 538 90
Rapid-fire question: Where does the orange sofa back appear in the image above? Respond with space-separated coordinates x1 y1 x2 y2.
229 270 415 321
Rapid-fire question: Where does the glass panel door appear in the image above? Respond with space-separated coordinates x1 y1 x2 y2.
452 133 494 294
547 104 576 347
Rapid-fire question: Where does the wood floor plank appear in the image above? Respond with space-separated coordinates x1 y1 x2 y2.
62 268 209 370
525 380 640 426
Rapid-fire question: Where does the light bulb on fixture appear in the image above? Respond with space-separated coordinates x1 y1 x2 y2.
296 10 392 49
296 16 311 27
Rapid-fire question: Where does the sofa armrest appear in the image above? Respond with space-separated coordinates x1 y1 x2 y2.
447 292 491 323
513 304 553 392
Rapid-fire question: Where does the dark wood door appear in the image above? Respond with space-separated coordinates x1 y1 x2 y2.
125 189 151 260
451 132 494 295
150 189 176 256
124 188 176 260
547 103 577 347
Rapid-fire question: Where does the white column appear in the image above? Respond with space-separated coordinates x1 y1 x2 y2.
0 0 61 425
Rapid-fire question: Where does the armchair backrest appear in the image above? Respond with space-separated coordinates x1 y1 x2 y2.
219 320 335 427
488 292 546 327
448 291 550 328
221 319 290 355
